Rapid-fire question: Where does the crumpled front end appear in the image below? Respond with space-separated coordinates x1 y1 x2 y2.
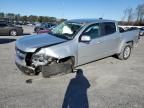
15 47 73 77
15 48 36 75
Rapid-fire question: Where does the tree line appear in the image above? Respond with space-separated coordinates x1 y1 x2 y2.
0 3 144 26
120 3 144 26
0 12 66 23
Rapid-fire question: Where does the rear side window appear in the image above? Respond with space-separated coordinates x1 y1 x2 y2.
101 22 116 36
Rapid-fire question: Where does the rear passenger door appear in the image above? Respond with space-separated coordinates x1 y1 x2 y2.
100 22 121 55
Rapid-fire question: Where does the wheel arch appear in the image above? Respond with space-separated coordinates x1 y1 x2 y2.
60 56 75 64
59 56 75 66
118 40 133 54
126 41 134 48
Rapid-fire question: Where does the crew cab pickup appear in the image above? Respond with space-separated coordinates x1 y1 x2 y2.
15 19 140 77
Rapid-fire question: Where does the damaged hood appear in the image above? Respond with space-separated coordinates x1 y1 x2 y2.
16 33 67 52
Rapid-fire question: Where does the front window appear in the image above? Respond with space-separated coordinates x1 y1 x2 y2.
50 22 83 40
82 24 100 39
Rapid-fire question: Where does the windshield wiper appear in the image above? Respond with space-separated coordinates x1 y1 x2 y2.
63 35 73 40
48 32 71 40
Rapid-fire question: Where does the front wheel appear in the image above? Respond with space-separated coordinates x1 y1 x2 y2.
64 58 75 72
117 45 131 60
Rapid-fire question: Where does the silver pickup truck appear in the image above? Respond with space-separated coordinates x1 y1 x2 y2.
15 19 140 77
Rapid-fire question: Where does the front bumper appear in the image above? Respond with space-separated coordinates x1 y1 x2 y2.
16 62 35 75
15 55 35 75
15 54 73 77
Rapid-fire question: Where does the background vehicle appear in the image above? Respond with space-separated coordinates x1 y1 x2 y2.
127 27 139 31
27 23 35 26
37 26 56 34
37 29 51 34
0 22 23 36
15 19 139 77
139 27 144 36
118 27 125 33
34 23 56 33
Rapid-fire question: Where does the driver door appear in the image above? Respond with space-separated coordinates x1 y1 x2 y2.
78 23 106 65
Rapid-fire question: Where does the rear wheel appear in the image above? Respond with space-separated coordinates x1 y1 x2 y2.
10 30 17 36
117 45 131 60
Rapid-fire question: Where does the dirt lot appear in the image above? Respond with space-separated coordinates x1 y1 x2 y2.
0 28 144 108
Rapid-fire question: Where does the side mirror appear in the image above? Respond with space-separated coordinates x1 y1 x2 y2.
80 35 91 42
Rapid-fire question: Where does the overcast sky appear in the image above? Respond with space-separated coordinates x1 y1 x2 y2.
0 0 143 20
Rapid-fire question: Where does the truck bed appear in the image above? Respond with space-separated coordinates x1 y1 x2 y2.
120 29 140 46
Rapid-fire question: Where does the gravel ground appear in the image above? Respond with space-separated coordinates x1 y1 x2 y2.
0 30 144 108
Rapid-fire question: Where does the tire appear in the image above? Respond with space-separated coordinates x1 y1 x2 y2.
117 45 131 60
35 28 40 33
64 58 75 72
9 29 17 36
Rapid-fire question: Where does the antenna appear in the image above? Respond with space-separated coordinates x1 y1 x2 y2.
99 14 104 19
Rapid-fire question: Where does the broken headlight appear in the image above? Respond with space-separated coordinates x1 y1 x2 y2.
31 53 53 67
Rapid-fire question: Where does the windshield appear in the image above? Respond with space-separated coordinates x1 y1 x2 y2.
50 21 83 40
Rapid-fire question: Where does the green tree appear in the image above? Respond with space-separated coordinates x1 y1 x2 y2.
0 12 5 19
28 15 38 22
38 16 43 22
15 14 21 21
6 13 15 20
136 4 144 24
21 16 28 22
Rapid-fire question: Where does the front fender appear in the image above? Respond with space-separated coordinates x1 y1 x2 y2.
37 40 78 65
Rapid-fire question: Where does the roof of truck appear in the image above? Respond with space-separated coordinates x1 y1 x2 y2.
68 19 116 24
